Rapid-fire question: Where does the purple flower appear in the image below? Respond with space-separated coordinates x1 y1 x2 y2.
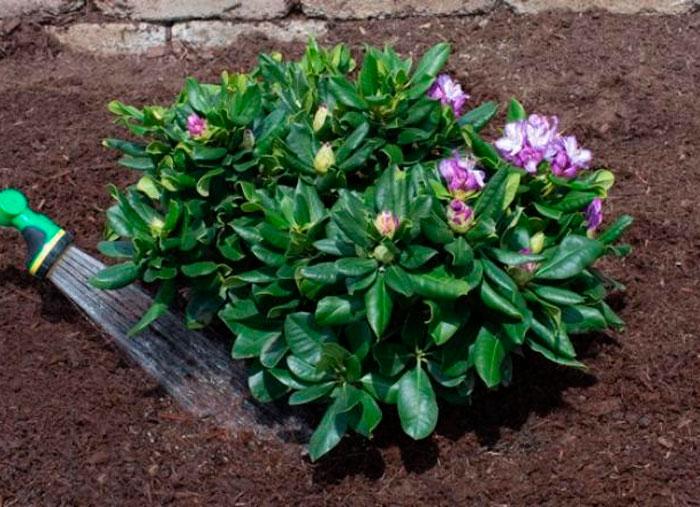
374 211 399 239
586 198 603 233
428 74 470 117
495 114 559 174
549 135 592 179
446 199 474 233
187 113 207 137
438 153 486 197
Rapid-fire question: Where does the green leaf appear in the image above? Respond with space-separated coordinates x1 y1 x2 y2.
315 296 364 327
365 274 392 338
288 382 335 406
336 122 369 163
128 280 175 336
385 265 414 297
526 339 586 369
506 98 527 122
118 154 155 171
90 261 140 290
425 300 466 346
248 366 289 402
360 372 399 404
458 101 498 131
597 214 633 245
535 235 604 280
471 326 506 388
445 237 473 267
284 312 333 363
480 280 523 320
373 342 410 377
397 365 439 440
328 76 366 109
98 240 134 259
181 261 218 277
487 247 545 266
399 245 438 270
530 315 577 359
348 390 383 437
228 322 281 359
409 266 470 300
308 390 357 461
300 262 338 285
561 305 608 334
412 42 450 82
530 284 585 306
190 145 227 162
335 258 377 277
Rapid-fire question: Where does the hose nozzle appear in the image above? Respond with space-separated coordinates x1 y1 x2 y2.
0 189 72 278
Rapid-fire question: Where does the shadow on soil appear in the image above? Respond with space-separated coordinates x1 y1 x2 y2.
311 333 617 485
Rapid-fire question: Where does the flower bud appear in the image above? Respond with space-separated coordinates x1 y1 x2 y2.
446 199 473 234
313 143 335 174
313 105 329 132
186 113 207 138
529 232 545 254
374 211 399 239
242 129 255 150
372 244 395 264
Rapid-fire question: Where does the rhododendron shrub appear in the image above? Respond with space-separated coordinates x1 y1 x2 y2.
95 40 632 460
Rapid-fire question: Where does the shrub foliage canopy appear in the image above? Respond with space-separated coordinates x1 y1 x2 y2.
96 40 632 460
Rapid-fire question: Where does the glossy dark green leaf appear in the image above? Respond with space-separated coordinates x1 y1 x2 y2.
90 261 140 290
471 326 505 388
365 274 392 338
288 382 335 406
284 312 333 363
505 97 527 122
412 42 450 82
458 101 498 131
480 280 523 320
315 295 364 327
597 214 633 245
409 266 470 300
397 365 438 440
535 235 604 280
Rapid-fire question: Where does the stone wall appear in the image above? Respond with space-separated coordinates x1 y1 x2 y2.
1 0 698 55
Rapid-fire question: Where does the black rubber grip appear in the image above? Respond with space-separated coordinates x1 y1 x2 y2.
21 227 46 266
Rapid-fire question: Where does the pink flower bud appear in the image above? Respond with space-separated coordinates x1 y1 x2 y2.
374 211 399 239
187 113 207 137
446 199 474 233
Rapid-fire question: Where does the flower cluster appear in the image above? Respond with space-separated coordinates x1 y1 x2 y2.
428 74 469 117
495 114 591 178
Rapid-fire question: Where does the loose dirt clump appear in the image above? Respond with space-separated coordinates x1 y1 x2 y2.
1 9 699 505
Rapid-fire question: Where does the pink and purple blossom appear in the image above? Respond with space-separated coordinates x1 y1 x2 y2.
586 198 603 233
374 211 399 239
186 113 207 137
495 114 559 174
438 153 486 197
427 74 470 117
549 135 593 179
446 199 474 233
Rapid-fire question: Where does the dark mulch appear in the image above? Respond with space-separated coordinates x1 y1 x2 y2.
1 8 699 506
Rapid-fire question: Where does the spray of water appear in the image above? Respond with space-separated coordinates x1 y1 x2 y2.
49 246 309 442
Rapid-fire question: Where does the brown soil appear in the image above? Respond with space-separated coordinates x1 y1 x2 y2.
1 8 699 506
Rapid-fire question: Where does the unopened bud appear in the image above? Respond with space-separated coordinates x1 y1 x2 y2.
529 232 545 254
313 143 335 174
313 105 329 132
374 211 399 239
446 199 473 234
372 244 395 264
242 129 255 150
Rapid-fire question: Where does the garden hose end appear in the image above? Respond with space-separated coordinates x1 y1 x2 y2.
0 189 72 278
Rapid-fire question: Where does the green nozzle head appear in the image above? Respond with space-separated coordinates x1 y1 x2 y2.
0 189 72 278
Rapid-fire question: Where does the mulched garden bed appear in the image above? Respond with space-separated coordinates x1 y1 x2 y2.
1 9 698 505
